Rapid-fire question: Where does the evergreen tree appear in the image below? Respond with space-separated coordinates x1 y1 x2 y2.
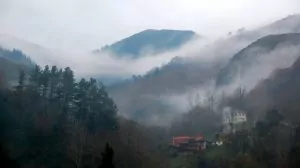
41 65 50 97
87 80 118 132
49 66 58 99
0 145 19 168
15 70 25 93
29 65 40 87
99 143 115 168
0 65 121 167
74 78 88 121
62 67 75 114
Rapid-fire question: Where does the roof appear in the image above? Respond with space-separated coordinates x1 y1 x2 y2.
173 136 194 140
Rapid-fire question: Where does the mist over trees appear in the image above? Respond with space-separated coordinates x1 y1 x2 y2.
1 13 300 168
0 66 169 168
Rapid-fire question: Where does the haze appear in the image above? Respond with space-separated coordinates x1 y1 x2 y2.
1 0 299 51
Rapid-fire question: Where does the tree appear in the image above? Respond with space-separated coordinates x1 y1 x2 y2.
0 65 158 168
49 66 59 99
0 145 19 168
265 109 284 127
41 65 50 97
0 71 8 88
205 90 215 113
29 65 41 87
99 143 115 168
16 70 25 93
67 119 88 168
61 67 75 114
170 106 221 138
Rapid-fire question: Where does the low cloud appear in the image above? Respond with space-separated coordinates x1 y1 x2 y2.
0 34 210 79
162 43 300 116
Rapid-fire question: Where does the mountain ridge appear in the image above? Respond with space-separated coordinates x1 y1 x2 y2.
245 54 300 123
95 29 200 58
216 33 300 87
107 14 300 125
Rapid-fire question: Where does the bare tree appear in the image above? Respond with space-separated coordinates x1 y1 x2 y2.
187 91 201 110
205 90 215 113
67 118 88 168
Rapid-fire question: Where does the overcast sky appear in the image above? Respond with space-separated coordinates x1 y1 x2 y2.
0 0 299 51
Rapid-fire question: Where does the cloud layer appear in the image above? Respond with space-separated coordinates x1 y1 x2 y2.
1 0 299 50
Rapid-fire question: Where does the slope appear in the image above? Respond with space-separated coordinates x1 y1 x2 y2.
216 33 300 87
108 57 224 125
246 55 300 123
107 14 300 125
97 29 200 58
0 47 34 66
230 14 300 42
0 47 34 84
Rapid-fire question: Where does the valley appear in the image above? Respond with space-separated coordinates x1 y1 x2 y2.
1 7 300 167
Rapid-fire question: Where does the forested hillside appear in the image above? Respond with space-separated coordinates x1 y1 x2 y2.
0 66 169 168
3 64 300 168
245 55 300 123
108 57 224 125
0 48 33 84
216 33 300 87
96 29 199 58
107 15 300 126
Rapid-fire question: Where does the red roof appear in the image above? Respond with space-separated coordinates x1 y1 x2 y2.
172 135 205 146
173 136 193 140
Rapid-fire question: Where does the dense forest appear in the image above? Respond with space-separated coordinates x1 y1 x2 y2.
0 65 170 168
0 66 300 168
0 44 300 168
1 65 300 168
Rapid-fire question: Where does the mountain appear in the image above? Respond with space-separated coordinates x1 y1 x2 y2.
216 33 300 87
212 14 300 61
245 55 300 123
96 29 200 58
0 47 34 66
0 34 56 66
107 15 300 125
107 57 224 125
110 57 222 95
0 48 33 84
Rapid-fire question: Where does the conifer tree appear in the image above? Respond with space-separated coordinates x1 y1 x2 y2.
99 143 115 168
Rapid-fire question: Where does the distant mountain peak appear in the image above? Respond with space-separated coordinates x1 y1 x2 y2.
95 29 200 58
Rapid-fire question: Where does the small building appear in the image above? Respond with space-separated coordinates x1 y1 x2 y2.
170 135 209 152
